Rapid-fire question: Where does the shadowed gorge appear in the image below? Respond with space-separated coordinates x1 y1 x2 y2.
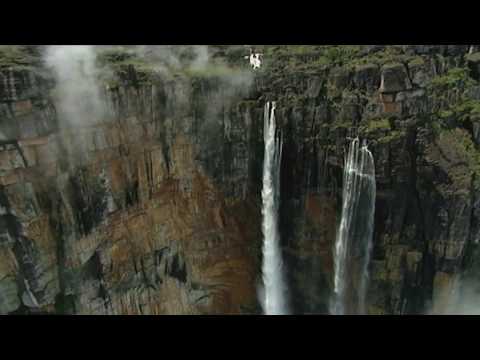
1 45 480 314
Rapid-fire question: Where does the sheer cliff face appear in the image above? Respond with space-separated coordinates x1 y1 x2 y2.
1 45 480 315
0 45 261 314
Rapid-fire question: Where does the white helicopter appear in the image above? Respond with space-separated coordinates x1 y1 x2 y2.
244 48 263 69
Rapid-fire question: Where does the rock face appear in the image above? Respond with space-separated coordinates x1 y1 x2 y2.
255 45 480 314
1 45 480 315
0 46 261 314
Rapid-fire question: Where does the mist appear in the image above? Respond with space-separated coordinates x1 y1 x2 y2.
44 45 106 128
123 45 255 125
429 276 480 315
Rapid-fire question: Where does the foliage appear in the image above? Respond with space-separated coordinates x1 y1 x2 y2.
408 56 425 67
423 66 480 142
347 46 411 68
96 46 136 66
438 99 480 123
0 45 35 70
366 118 390 131
358 116 407 145
428 67 474 92
261 45 363 74
182 64 243 79
436 128 480 189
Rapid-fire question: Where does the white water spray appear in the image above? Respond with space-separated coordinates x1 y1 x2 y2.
260 101 288 315
332 138 376 315
44 45 105 128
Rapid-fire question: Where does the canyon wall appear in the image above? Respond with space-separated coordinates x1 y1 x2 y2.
1 45 480 314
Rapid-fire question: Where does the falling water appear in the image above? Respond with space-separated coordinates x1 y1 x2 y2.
260 101 288 315
331 138 376 315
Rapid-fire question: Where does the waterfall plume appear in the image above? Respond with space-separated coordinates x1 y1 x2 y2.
331 138 376 315
44 45 105 128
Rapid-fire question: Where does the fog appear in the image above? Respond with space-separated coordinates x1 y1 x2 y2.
429 276 480 315
44 45 106 128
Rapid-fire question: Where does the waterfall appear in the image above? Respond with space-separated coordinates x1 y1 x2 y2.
260 101 288 315
331 138 376 315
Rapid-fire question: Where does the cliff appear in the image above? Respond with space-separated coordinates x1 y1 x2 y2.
1 45 480 314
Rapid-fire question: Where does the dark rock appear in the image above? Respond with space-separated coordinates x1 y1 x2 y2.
327 67 352 97
353 64 380 93
359 45 386 56
467 52 480 81
380 63 412 93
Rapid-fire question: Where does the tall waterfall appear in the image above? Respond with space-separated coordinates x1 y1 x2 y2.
331 138 376 315
260 101 289 315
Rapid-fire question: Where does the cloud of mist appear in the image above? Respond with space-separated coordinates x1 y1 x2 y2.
41 45 111 169
105 45 256 177
44 45 106 128
429 276 480 315
445 285 480 315
119 45 254 123
43 45 254 135
190 45 210 70
204 67 254 120
43 45 254 153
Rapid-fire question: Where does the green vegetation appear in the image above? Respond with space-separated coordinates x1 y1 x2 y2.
262 45 323 58
211 45 248 66
436 128 480 190
377 130 405 145
182 64 243 79
261 45 363 74
426 66 480 137
268 45 362 63
346 46 413 68
428 67 474 92
367 118 390 131
323 46 362 63
0 45 35 71
359 117 391 137
96 46 136 65
96 47 166 87
466 51 480 63
358 116 406 145
408 56 425 67
426 77 480 191
438 99 480 123
96 46 248 89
